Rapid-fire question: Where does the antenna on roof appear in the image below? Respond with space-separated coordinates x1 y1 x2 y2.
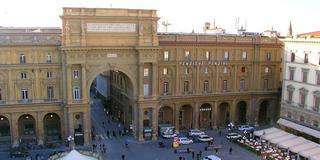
161 20 171 33
109 3 113 8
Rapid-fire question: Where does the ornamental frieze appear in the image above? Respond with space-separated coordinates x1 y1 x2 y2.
179 61 228 66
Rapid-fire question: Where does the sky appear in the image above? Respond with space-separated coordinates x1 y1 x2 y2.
0 0 319 35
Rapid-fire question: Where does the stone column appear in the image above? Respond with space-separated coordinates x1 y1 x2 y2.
83 107 91 146
67 66 73 103
81 64 88 103
174 103 180 133
138 63 144 99
34 69 41 99
152 63 158 99
11 113 19 147
152 106 158 140
193 102 199 129
36 112 44 145
68 112 74 138
8 69 15 102
138 106 144 141
213 101 219 127
133 104 139 138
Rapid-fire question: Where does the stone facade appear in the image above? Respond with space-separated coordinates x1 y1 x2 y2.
0 8 283 146
280 36 320 133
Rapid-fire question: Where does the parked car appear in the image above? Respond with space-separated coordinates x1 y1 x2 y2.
162 132 177 138
202 155 221 160
198 134 214 142
226 132 241 140
238 125 254 132
188 129 205 137
10 147 30 158
178 137 193 145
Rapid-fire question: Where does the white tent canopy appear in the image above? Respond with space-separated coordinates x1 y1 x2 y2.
310 153 320 160
58 150 98 160
277 137 308 149
277 118 320 139
290 141 319 154
261 130 287 141
269 134 296 144
253 127 281 137
299 147 320 158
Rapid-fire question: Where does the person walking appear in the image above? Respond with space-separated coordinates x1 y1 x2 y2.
192 151 195 159
121 154 125 160
229 147 233 155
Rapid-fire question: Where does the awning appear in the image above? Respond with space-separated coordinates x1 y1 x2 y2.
261 130 288 141
269 134 297 144
290 141 319 154
300 147 320 158
310 153 320 160
277 118 320 139
58 150 98 160
278 137 308 149
253 127 281 137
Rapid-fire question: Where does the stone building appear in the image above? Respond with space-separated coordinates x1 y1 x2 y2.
0 8 283 146
279 31 320 142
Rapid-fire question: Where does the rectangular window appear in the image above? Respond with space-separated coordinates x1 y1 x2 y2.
21 73 27 79
204 81 209 93
289 69 295 80
46 54 52 63
47 71 52 78
304 53 308 63
164 82 169 94
185 51 190 59
164 51 169 61
73 87 80 100
288 91 293 102
314 96 320 112
163 68 167 75
204 67 208 74
19 54 26 64
240 79 245 90
300 93 306 107
184 81 189 93
302 70 308 83
73 70 79 78
47 86 54 99
143 84 149 96
184 67 189 75
143 68 149 77
205 51 210 60
266 52 271 61
263 79 268 90
21 89 28 100
242 51 247 60
224 51 229 60
223 80 227 91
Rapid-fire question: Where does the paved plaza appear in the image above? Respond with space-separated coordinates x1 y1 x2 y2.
0 98 261 160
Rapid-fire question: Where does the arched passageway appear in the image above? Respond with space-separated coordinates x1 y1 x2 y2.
199 103 212 129
218 102 230 126
258 100 270 125
179 105 193 130
0 115 11 144
236 101 247 125
18 114 36 145
158 106 174 125
43 113 62 145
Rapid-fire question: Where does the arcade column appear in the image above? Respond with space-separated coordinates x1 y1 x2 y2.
151 107 158 140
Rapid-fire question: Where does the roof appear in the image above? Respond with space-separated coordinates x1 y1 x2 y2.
297 31 320 38
277 118 320 139
0 27 61 46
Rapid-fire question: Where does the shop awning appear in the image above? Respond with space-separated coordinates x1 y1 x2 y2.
277 137 308 149
261 130 288 141
290 141 319 154
253 127 281 137
310 153 320 160
277 118 320 139
300 147 320 158
269 134 297 144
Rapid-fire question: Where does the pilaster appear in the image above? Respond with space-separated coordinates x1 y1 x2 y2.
152 63 158 99
83 107 91 146
11 113 19 147
193 102 199 129
67 66 73 103
36 112 44 145
174 103 180 132
151 107 158 140
138 106 144 141
138 63 144 99
81 64 88 103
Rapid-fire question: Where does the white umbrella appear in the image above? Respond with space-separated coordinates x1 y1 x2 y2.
58 150 98 160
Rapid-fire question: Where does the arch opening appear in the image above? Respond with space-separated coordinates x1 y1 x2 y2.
236 101 247 125
43 113 62 145
158 106 174 125
179 105 193 130
0 115 10 144
219 102 230 126
18 114 36 145
199 103 212 129
258 100 270 125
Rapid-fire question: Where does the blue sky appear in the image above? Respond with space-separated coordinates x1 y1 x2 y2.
0 0 319 35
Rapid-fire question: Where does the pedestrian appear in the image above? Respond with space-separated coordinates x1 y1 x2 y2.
121 154 125 160
192 151 195 158
107 130 110 138
215 148 218 153
179 156 182 160
119 130 122 137
199 150 202 157
219 130 222 136
229 147 233 154
125 142 128 148
113 131 116 137
103 147 106 153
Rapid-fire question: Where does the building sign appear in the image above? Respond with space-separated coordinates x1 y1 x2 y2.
107 53 117 58
87 23 136 32
179 61 228 66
